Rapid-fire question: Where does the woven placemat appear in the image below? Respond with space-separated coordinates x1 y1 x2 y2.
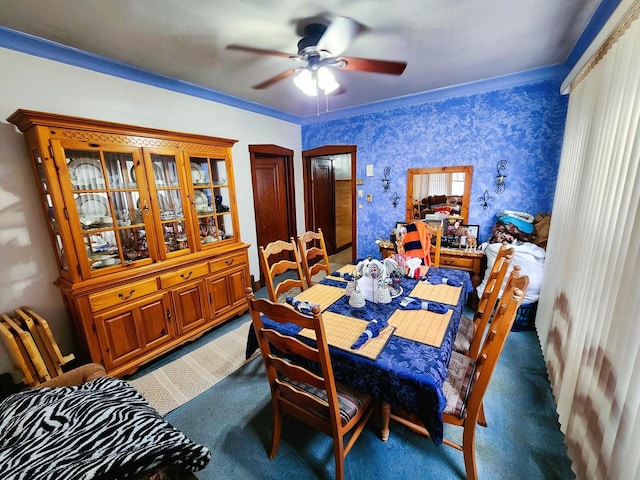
408 282 462 306
387 309 453 348
295 284 345 311
298 311 395 360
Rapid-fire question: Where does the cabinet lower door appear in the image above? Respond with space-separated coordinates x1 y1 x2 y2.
172 281 208 334
207 267 248 323
227 268 248 308
94 291 175 370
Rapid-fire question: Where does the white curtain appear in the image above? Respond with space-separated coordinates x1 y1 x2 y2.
536 2 640 479
413 173 451 200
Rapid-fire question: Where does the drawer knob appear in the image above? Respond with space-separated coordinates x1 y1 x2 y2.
225 258 235 266
180 271 193 280
118 289 135 301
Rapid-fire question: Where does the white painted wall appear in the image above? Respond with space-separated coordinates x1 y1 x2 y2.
0 47 303 382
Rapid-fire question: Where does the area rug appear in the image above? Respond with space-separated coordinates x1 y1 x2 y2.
129 319 255 416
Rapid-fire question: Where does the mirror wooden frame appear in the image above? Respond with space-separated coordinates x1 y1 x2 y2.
406 166 473 223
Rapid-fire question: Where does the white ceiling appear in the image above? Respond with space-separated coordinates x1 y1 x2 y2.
0 0 602 118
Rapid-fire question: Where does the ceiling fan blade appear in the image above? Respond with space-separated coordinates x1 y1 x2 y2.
226 44 296 60
317 17 359 56
339 56 407 75
252 68 297 89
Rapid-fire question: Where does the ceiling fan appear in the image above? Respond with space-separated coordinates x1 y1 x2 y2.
226 17 407 95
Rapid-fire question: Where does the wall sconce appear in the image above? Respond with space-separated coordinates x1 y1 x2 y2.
478 189 495 210
382 166 391 194
391 191 400 208
495 160 507 194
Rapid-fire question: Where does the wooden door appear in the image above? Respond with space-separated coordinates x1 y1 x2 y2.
310 157 336 253
249 145 296 284
303 146 357 258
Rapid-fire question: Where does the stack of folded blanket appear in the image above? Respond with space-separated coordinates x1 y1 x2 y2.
488 210 537 244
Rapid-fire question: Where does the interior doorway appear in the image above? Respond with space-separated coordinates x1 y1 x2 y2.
302 145 356 260
249 144 296 286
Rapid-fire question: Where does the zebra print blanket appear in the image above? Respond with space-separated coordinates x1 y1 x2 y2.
0 376 211 480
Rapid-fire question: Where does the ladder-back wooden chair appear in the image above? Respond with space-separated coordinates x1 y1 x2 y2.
390 281 528 480
426 222 443 267
297 228 332 286
454 245 514 358
259 238 306 303
401 221 442 267
502 263 530 301
246 288 374 480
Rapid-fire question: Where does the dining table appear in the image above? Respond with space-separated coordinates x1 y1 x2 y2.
246 264 472 446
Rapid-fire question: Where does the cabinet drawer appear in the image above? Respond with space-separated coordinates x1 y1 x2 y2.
89 278 159 312
210 252 246 274
439 255 475 270
159 263 209 289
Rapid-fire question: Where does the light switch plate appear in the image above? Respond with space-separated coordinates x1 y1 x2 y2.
366 165 374 177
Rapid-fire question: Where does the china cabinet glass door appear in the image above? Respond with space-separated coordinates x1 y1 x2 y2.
188 154 236 247
56 142 157 276
31 148 71 274
146 152 193 258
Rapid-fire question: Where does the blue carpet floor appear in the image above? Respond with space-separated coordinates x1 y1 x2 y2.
161 312 575 480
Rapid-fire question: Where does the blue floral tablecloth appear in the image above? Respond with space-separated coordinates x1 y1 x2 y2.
246 267 472 445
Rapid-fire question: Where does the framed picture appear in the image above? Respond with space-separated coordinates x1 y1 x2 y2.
444 217 464 237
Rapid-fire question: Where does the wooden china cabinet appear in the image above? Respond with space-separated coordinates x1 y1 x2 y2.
8 110 251 377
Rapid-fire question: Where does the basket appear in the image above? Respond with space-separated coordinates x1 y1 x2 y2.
512 301 538 331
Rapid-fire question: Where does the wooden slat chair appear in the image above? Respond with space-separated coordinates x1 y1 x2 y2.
0 313 51 386
459 260 522 428
0 318 38 387
14 307 75 379
390 280 528 480
259 238 306 303
400 221 442 267
454 245 514 358
501 263 530 302
426 222 442 267
297 228 332 286
246 288 374 480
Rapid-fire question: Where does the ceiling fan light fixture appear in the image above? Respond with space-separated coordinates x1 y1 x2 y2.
293 66 340 96
293 68 318 96
317 66 339 94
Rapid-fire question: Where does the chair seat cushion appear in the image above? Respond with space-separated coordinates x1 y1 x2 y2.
453 315 474 354
283 377 370 426
442 351 476 417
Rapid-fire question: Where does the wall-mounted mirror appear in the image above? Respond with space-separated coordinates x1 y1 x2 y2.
406 166 473 223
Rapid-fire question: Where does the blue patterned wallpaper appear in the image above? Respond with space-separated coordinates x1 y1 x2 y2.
302 78 568 259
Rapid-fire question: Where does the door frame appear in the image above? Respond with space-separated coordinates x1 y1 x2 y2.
302 145 357 259
249 144 297 240
249 144 297 288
